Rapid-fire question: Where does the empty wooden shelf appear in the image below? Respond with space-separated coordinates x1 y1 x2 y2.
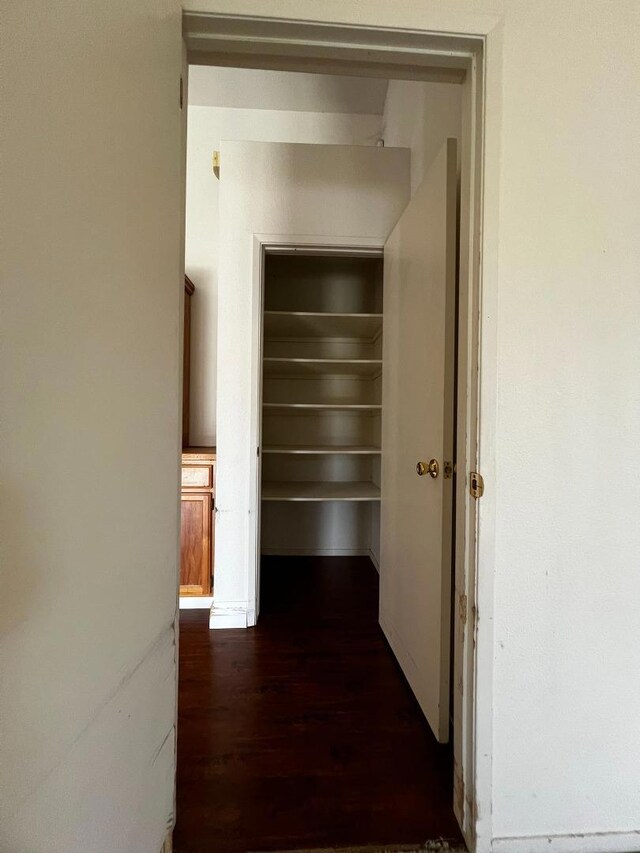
264 311 382 341
262 444 381 455
263 358 382 378
262 402 382 411
262 481 381 501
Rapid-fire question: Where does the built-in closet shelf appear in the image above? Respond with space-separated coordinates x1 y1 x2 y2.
263 403 382 412
262 481 381 501
262 445 381 455
263 358 382 378
260 254 384 550
264 311 382 341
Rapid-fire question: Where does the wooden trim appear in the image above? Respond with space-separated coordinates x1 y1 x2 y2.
182 276 194 446
182 446 216 462
180 584 206 596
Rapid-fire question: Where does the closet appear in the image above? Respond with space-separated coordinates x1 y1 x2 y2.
260 252 383 564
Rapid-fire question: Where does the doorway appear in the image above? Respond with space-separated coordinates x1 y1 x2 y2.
259 249 385 584
178 15 484 853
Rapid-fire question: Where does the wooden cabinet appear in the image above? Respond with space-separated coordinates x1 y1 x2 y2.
180 279 215 598
180 493 212 596
180 448 215 596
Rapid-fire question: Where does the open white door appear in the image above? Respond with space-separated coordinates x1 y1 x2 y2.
380 138 458 743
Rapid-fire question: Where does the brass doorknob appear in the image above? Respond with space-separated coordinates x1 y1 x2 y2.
416 459 439 478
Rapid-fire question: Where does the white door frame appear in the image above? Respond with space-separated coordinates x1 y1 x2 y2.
183 13 499 853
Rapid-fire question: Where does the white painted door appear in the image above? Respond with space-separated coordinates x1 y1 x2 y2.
380 138 458 743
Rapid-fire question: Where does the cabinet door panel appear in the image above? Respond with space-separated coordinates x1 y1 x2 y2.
181 464 213 489
180 493 212 595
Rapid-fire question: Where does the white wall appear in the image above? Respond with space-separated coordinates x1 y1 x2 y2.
1 3 182 852
382 81 462 195
490 4 640 846
185 106 383 445
188 65 389 113
214 141 409 626
188 2 640 852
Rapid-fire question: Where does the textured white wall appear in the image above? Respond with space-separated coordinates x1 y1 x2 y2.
188 2 640 851
490 4 640 846
382 81 462 195
1 2 182 851
189 66 389 113
185 106 383 445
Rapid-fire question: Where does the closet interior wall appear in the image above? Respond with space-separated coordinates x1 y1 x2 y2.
260 253 383 564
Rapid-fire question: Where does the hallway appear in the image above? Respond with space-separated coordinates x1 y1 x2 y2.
175 557 461 852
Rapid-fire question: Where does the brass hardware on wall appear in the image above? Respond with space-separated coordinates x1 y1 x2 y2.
470 471 484 498
443 461 453 479
416 459 439 479
212 150 220 179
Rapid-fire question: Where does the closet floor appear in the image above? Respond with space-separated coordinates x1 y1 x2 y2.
174 557 462 853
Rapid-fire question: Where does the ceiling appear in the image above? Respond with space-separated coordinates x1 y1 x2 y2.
188 66 389 115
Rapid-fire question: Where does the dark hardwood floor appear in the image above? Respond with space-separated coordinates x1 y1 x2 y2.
175 556 462 853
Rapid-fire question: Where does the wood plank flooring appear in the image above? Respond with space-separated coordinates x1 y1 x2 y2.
175 556 462 853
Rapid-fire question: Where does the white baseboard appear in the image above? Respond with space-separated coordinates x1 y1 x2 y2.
492 830 640 853
179 595 213 610
209 599 250 629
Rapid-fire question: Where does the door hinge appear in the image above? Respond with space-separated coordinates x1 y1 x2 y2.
470 471 484 499
212 150 220 179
